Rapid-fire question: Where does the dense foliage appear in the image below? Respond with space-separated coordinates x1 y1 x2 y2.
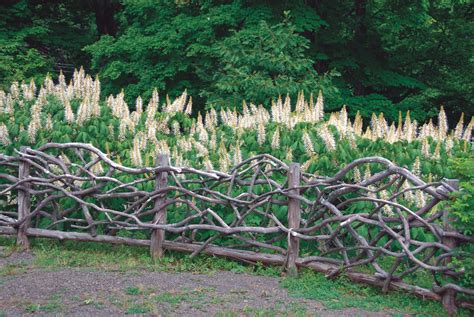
1 0 473 121
449 156 474 289
0 0 96 87
1 69 472 180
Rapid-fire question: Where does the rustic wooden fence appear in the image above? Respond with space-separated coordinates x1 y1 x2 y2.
0 143 472 314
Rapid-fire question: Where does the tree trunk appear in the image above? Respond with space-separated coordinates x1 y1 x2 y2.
306 0 329 74
353 0 367 95
354 0 367 45
93 0 118 36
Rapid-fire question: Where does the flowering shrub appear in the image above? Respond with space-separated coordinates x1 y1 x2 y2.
0 68 472 180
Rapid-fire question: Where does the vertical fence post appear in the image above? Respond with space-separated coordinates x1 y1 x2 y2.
17 146 31 251
441 179 460 316
150 154 169 260
286 162 301 277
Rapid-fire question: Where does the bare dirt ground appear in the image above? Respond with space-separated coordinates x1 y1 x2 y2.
0 249 391 316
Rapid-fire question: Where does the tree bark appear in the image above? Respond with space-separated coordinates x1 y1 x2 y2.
286 163 301 276
150 154 168 260
16 147 31 251
354 0 367 45
93 0 118 36
353 0 367 95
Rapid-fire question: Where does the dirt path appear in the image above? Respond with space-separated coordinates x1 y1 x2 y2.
0 251 390 316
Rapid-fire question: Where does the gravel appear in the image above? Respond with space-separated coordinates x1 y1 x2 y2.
0 251 392 316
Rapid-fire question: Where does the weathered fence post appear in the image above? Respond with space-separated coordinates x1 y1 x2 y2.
17 146 31 251
150 154 169 260
441 179 460 316
286 162 301 277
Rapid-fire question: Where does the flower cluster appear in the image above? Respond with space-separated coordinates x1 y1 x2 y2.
1 68 472 175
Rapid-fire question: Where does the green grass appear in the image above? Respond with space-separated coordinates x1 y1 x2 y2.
0 236 261 275
215 302 308 317
125 302 152 315
124 286 144 296
0 263 27 276
25 302 60 314
152 287 216 312
120 285 218 314
280 270 466 316
0 236 469 316
154 291 190 306
23 294 63 313
242 302 308 317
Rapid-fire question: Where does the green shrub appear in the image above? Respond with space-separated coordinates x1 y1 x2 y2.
448 155 474 289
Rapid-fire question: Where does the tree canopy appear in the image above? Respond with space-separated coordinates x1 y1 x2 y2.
1 0 473 122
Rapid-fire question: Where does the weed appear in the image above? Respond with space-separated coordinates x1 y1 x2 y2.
24 301 61 313
154 291 188 306
23 293 63 314
0 264 27 276
108 295 126 309
215 311 239 317
125 286 143 296
208 296 221 305
125 303 152 315
83 297 105 309
240 303 308 317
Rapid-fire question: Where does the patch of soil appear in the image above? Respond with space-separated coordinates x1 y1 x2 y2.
0 247 34 268
0 252 391 316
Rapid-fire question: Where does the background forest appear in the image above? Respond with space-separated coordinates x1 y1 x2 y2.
1 0 473 122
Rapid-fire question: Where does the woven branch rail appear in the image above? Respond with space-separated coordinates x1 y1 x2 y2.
0 142 472 314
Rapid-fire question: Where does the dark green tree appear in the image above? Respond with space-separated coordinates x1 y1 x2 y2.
85 0 338 112
304 0 474 121
202 18 338 109
1 0 472 121
0 0 112 88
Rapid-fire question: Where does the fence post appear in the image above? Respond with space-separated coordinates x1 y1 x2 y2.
17 146 31 251
441 179 460 316
286 162 301 277
150 154 169 260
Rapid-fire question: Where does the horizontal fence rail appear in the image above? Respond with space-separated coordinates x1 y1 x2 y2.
0 142 472 314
